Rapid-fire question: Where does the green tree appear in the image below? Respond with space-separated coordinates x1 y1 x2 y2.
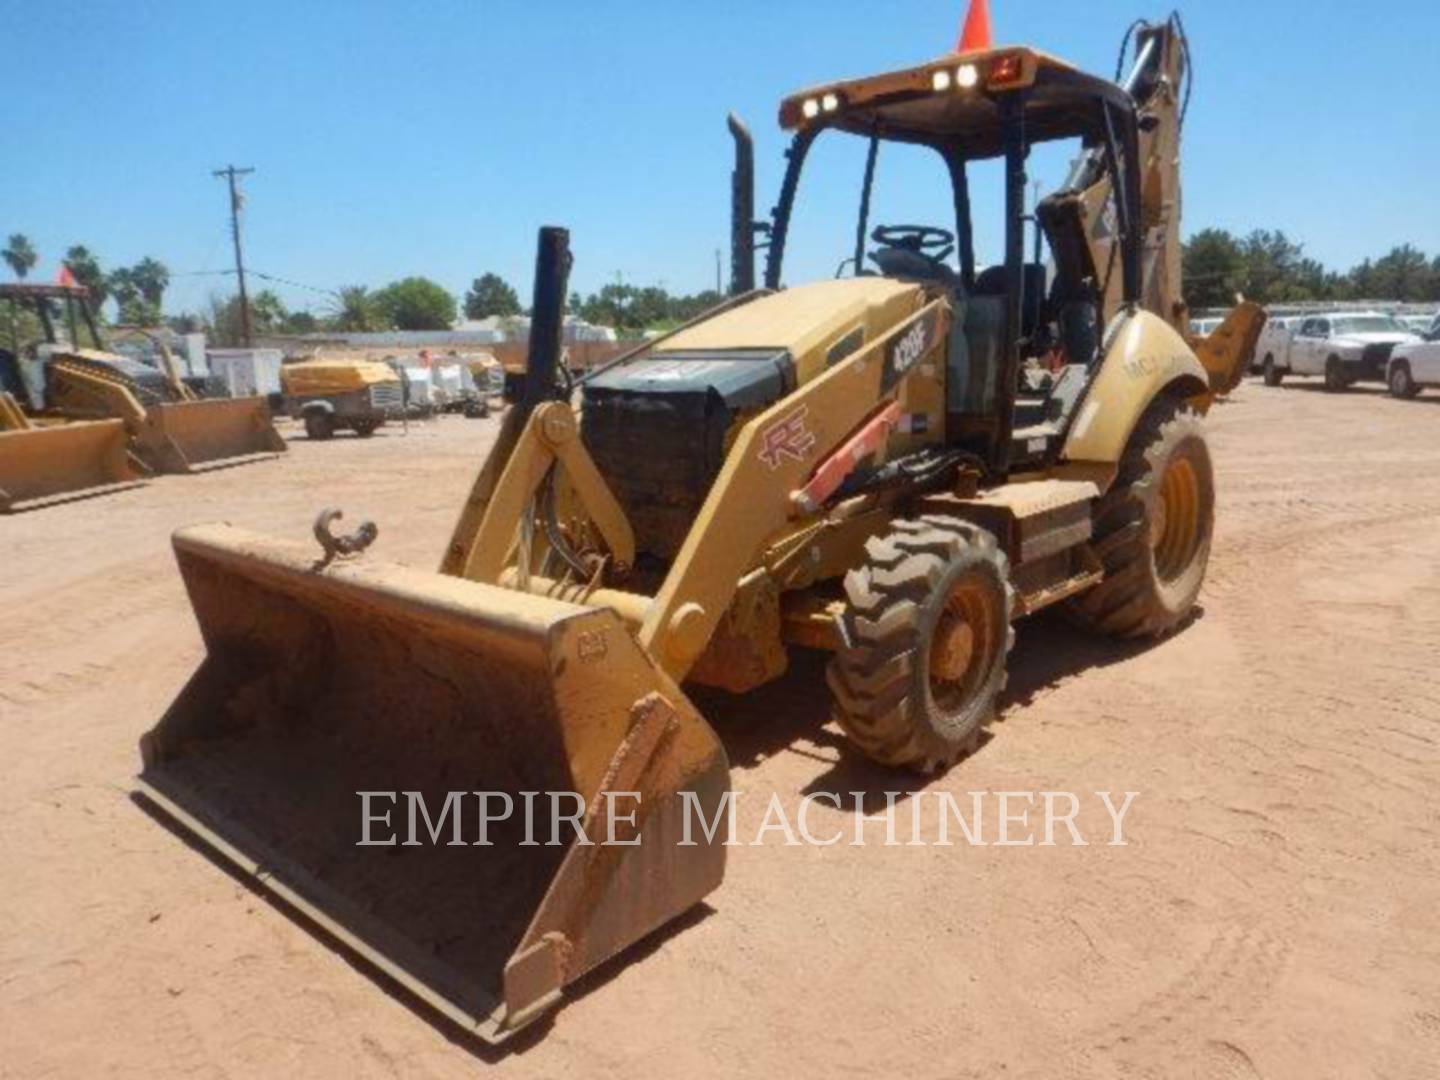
107 258 169 324
463 272 521 320
107 267 149 324
1364 245 1430 302
283 310 318 334
577 282 728 335
579 283 643 334
132 257 169 310
204 292 245 347
1239 230 1304 303
64 246 108 311
1182 229 1245 309
3 233 37 280
329 285 381 332
1289 257 1338 302
249 289 288 332
373 276 456 331
166 313 204 335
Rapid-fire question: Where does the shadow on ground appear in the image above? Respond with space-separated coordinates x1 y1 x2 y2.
691 605 1201 807
132 788 715 1064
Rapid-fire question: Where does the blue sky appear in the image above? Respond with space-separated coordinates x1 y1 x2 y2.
4 0 1437 317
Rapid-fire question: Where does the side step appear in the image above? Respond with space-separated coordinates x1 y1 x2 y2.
920 478 1103 616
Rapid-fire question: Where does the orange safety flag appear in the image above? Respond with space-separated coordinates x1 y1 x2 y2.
956 0 994 53
57 264 78 287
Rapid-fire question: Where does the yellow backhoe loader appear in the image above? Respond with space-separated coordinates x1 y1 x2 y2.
138 11 1261 1043
0 284 284 511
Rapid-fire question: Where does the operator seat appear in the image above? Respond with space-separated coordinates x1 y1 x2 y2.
869 246 960 290
973 263 1048 342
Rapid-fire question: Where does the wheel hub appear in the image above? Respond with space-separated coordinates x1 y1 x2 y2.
930 614 975 682
928 575 997 710
1153 457 1200 582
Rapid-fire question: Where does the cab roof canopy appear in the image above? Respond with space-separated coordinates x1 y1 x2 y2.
779 46 1134 159
0 283 91 301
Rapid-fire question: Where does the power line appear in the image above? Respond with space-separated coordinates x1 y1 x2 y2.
247 270 340 299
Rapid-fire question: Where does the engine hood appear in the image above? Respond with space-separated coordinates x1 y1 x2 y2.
1334 332 1420 347
655 277 925 383
582 349 794 410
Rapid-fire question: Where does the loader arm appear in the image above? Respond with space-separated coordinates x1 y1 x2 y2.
47 359 151 426
642 299 950 678
461 401 636 583
454 298 949 681
0 391 31 431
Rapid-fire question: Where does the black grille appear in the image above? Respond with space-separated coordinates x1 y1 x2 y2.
1362 343 1396 368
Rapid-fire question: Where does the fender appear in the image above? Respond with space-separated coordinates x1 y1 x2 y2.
1062 309 1211 467
299 399 336 417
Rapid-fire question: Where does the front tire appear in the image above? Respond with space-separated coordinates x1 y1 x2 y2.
1389 362 1420 400
1262 356 1284 387
1066 401 1214 638
828 517 1014 773
304 412 335 440
1324 356 1349 393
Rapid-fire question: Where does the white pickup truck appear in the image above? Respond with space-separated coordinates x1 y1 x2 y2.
1259 311 1421 391
1256 316 1300 383
1387 314 1440 398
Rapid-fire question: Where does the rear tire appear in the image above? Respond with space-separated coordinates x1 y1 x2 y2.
1389 362 1420 400
1324 356 1348 393
828 517 1014 773
353 419 379 437
1066 401 1214 638
1262 356 1283 387
304 413 335 440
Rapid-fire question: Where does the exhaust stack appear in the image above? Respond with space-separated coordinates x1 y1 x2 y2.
728 113 757 295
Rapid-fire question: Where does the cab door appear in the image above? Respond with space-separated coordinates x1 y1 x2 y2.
1294 318 1325 375
1414 326 1440 385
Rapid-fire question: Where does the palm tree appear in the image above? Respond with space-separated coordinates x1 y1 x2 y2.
330 285 379 332
3 234 37 280
132 257 170 310
64 245 108 309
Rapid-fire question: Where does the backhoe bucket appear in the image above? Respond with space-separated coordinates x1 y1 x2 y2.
1194 302 1268 396
137 524 730 1043
135 397 286 474
0 419 148 513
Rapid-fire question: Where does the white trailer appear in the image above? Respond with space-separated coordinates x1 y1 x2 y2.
208 348 284 398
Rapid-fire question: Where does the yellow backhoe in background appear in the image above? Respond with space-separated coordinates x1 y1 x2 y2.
0 283 285 512
138 11 1262 1043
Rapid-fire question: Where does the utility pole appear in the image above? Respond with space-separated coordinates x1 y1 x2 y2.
212 165 255 346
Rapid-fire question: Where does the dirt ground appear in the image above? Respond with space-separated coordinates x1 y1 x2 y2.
3 382 1439 1079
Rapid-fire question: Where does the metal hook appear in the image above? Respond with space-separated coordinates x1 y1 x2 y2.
313 507 378 566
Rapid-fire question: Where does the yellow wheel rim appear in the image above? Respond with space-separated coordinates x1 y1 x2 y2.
929 573 997 711
1152 457 1201 583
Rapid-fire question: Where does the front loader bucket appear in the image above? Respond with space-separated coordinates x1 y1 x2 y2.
0 419 148 513
136 524 729 1043
135 397 286 474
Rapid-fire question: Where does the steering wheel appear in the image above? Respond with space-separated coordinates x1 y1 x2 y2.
871 224 955 263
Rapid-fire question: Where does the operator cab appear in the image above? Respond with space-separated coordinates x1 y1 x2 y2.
735 43 1151 475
